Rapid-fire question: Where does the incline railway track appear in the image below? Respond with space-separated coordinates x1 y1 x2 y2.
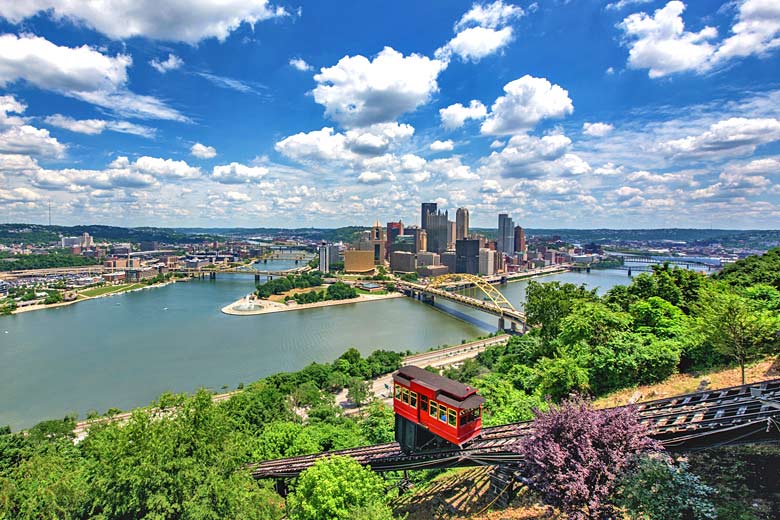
249 379 780 479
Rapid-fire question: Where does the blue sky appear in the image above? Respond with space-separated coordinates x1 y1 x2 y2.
0 0 778 229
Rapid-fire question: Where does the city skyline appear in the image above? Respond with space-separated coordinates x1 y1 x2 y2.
0 1 779 229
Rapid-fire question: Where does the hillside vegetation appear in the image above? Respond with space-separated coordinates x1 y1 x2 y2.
1 251 779 519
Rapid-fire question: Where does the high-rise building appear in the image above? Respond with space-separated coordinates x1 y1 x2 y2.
390 251 416 273
61 236 81 248
455 208 469 241
497 214 515 255
455 238 480 274
421 202 437 230
318 242 331 273
426 210 449 254
416 251 440 266
513 225 526 256
478 248 496 276
447 220 456 249
403 226 427 253
386 221 404 254
355 221 386 263
441 251 457 274
81 232 94 248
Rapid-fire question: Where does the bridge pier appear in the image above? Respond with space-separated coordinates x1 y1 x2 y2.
209 271 216 280
498 317 505 331
627 268 632 277
254 274 260 283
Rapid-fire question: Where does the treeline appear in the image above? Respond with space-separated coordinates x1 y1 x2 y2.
442 255 780 429
287 282 358 304
256 272 324 298
0 347 405 519
0 252 101 271
0 224 205 246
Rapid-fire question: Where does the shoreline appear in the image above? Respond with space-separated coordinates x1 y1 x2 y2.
222 291 404 315
8 279 179 315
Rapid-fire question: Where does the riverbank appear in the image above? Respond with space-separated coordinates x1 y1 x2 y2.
222 291 404 315
8 279 179 315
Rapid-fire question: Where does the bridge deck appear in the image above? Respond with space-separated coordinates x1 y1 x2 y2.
248 378 780 479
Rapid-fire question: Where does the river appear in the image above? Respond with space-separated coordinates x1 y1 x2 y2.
0 267 629 430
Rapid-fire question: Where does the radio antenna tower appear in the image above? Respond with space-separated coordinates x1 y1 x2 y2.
48 200 52 226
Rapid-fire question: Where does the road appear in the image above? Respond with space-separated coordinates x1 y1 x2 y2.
335 334 510 413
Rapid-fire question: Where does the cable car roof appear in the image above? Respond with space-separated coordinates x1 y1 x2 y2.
393 365 482 402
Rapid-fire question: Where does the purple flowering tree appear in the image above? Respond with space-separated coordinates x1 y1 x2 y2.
512 397 659 520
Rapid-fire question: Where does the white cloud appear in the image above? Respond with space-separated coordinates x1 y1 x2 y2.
0 34 187 121
275 127 351 162
615 186 643 197
0 0 289 43
224 191 252 202
713 0 780 64
438 1 524 62
212 162 268 184
289 57 312 71
490 139 505 149
594 162 625 175
150 54 183 73
606 0 653 11
437 26 514 62
582 122 614 137
133 156 201 179
44 114 155 138
479 133 591 178
0 124 65 157
312 46 446 127
440 100 487 129
658 117 780 159
0 186 41 203
430 139 455 152
514 177 581 194
0 94 27 126
619 1 717 78
357 170 396 184
196 72 262 95
454 1 524 31
428 156 478 180
344 122 414 156
191 142 217 159
481 75 573 135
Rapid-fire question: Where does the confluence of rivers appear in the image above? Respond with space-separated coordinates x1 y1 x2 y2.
0 264 631 430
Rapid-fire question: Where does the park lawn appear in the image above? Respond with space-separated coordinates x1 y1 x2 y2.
356 288 388 295
79 283 145 297
267 286 324 302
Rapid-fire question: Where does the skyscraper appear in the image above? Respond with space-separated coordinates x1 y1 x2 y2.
455 208 469 240
318 242 331 273
497 213 515 255
513 225 526 255
455 238 480 274
421 202 437 229
386 221 404 253
447 220 456 249
426 209 449 254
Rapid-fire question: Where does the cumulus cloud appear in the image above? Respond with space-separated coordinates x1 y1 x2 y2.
0 0 289 43
0 186 41 202
150 54 183 73
0 124 65 157
134 156 201 179
582 122 614 137
430 139 455 151
619 1 717 78
437 1 524 62
439 100 487 129
344 122 414 155
427 156 478 180
0 34 187 121
479 133 591 178
289 57 312 71
276 123 414 163
312 46 446 127
658 117 780 159
481 75 573 135
224 191 251 202
211 162 268 184
712 0 780 64
44 114 155 138
191 142 217 159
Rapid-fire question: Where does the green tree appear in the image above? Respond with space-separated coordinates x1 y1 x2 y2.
557 301 632 347
347 378 370 409
287 456 393 520
359 401 395 444
524 281 598 346
696 286 778 383
534 354 590 401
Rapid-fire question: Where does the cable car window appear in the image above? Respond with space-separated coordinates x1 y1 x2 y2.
394 385 401 400
420 395 429 410
401 388 409 404
410 391 418 409
439 406 448 423
448 409 457 427
429 401 438 417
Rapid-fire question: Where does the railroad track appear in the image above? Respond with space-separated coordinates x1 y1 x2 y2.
249 378 780 479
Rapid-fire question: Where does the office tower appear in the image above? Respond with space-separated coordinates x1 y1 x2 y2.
447 220 456 249
426 209 449 254
356 221 386 263
421 202 437 230
386 221 404 254
441 251 457 274
416 251 440 266
455 238 480 274
390 251 417 272
318 242 331 273
478 248 496 276
403 226 427 253
456 208 469 241
497 213 515 255
513 225 526 255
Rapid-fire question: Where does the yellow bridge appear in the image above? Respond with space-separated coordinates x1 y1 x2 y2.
398 274 526 331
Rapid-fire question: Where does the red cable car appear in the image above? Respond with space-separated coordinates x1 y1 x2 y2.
392 365 485 453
